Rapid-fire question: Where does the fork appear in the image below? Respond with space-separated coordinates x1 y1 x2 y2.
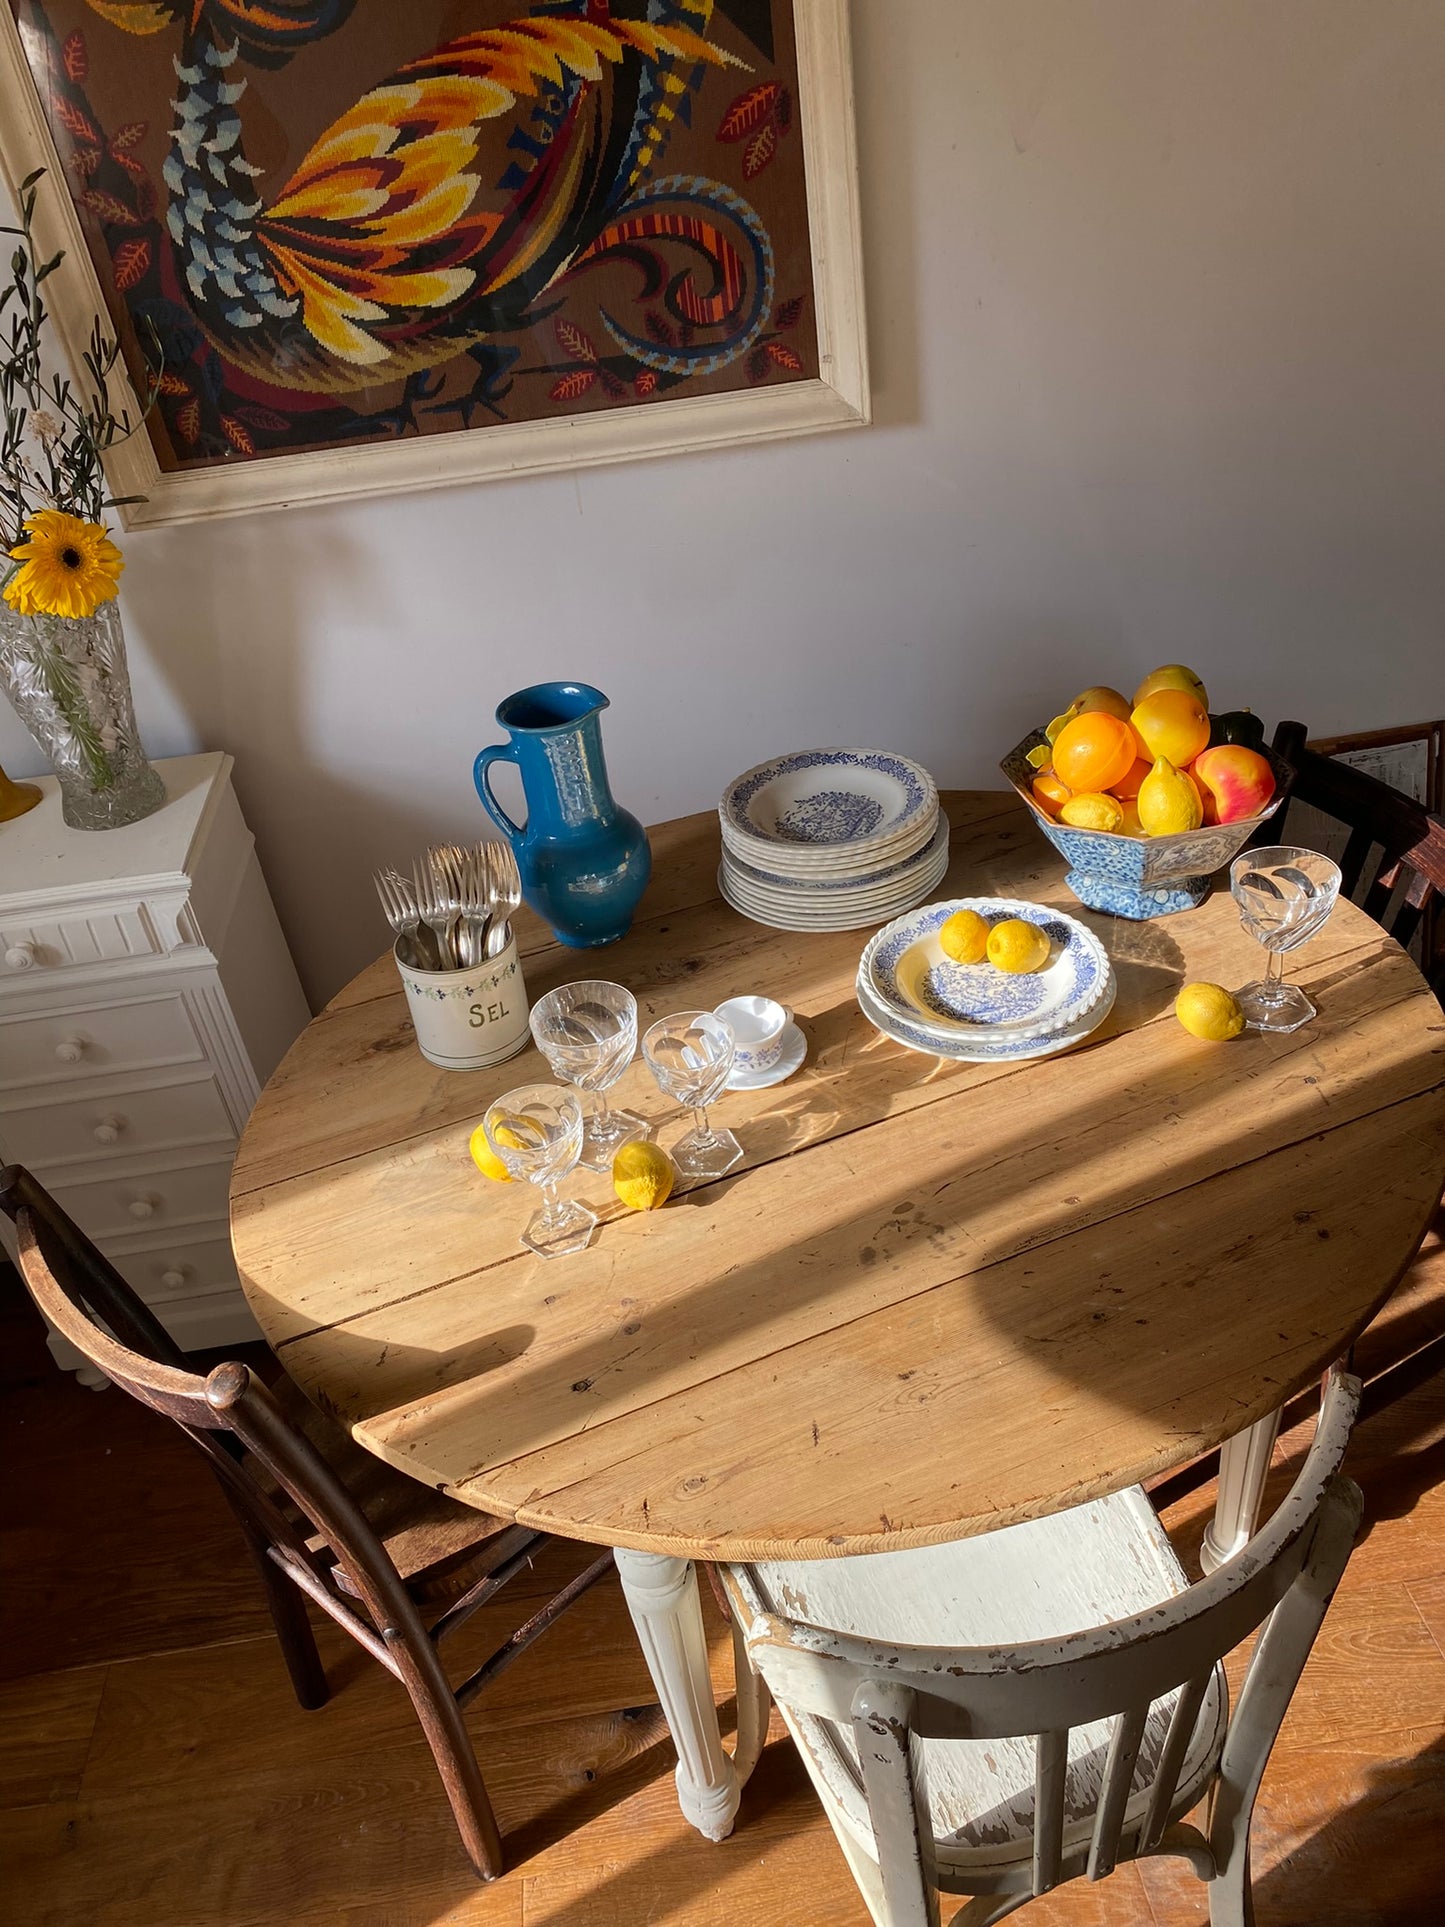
414 853 460 969
456 844 494 967
374 869 433 969
485 842 521 958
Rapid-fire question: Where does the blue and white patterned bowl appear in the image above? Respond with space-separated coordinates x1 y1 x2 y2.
723 814 950 894
862 897 1111 1045
1001 733 1293 919
721 748 938 873
857 963 1118 1063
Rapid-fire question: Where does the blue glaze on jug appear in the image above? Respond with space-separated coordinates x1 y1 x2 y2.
474 683 651 948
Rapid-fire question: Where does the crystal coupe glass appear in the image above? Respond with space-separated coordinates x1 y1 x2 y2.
1229 846 1342 1032
642 1011 742 1178
483 1085 596 1258
529 980 647 1171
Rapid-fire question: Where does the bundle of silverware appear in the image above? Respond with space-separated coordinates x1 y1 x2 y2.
374 843 522 971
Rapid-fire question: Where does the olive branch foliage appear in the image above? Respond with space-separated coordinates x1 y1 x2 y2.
0 167 159 554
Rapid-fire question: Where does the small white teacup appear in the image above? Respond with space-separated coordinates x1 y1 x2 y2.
714 995 793 1077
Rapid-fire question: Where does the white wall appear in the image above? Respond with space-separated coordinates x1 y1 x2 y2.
4 0 1443 1006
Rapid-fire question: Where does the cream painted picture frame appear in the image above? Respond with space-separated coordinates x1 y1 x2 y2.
0 1 867 528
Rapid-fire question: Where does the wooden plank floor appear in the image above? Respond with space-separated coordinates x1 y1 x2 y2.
3 1266 1442 1927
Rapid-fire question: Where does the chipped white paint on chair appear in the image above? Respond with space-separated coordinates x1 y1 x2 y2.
720 1369 1361 1927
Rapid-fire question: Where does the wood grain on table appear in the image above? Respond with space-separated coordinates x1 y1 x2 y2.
230 793 1445 1561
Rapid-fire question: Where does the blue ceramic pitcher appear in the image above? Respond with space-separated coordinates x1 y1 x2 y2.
474 683 651 948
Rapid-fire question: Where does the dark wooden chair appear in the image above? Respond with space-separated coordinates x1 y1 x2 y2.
0 1163 614 1882
1257 718 1445 994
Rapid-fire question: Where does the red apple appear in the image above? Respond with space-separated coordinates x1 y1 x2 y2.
1193 745 1275 825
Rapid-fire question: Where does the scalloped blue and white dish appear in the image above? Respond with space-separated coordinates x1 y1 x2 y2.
862 897 1111 1045
856 965 1117 1063
1001 732 1293 920
723 815 950 894
721 748 938 869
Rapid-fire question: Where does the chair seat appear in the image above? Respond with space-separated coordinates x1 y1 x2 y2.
740 1487 1227 1877
252 1372 511 1586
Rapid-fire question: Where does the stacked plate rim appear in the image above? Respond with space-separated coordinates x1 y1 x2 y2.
718 747 944 932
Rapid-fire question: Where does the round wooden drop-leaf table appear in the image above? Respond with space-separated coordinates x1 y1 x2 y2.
230 791 1445 1844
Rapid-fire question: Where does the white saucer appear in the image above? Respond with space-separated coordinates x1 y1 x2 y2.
725 1021 808 1089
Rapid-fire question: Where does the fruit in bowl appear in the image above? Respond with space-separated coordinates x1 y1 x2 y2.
1002 664 1292 918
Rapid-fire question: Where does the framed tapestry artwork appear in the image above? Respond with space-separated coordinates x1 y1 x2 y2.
0 1 867 526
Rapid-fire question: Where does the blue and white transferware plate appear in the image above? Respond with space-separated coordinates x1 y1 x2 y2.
718 838 951 933
721 749 938 864
856 967 1117 1063
722 816 950 895
862 897 1111 1045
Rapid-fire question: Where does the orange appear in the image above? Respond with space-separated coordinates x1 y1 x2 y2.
1111 756 1151 799
1031 768 1072 816
1130 688 1210 767
1051 711 1138 794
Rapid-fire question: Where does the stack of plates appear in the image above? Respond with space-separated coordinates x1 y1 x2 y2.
719 748 945 932
856 897 1116 1062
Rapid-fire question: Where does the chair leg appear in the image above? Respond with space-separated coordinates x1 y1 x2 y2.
224 1493 330 1711
730 1616 772 1786
253 1542 331 1711
389 1636 504 1881
1208 1837 1256 1927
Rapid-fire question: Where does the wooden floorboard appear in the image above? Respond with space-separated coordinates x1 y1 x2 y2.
3 1265 1443 1924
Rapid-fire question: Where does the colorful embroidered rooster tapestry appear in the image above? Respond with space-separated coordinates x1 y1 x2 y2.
12 0 819 468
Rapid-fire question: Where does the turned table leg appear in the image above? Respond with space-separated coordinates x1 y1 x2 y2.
1201 1409 1282 1573
614 1546 741 1841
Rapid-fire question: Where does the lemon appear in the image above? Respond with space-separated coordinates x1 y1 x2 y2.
1175 982 1245 1042
1058 791 1124 833
1025 742 1053 771
468 1121 513 1183
987 918 1051 975
1137 758 1204 836
939 908 990 965
613 1139 675 1211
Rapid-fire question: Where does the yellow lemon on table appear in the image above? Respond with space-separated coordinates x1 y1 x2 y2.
613 1139 675 1211
1058 791 1124 832
468 1121 513 1183
939 908 991 965
1137 758 1203 836
987 918 1051 975
1175 983 1245 1041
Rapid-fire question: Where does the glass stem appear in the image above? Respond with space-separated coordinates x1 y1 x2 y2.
691 1105 715 1146
538 1175 563 1227
593 1089 614 1132
1262 945 1286 1001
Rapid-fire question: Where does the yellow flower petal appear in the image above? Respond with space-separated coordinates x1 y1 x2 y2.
5 511 123 621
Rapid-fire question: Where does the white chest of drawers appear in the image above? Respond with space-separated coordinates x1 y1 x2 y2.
0 752 310 1377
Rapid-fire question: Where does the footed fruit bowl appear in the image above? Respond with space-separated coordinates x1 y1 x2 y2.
1001 733 1294 918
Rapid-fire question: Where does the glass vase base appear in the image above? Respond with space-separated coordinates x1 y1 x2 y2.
59 759 166 832
522 1197 597 1259
1235 980 1317 1033
578 1108 650 1172
671 1126 743 1179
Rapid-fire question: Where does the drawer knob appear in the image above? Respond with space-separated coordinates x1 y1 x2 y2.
160 1267 188 1290
55 1035 86 1064
128 1195 158 1221
4 941 36 970
93 1117 125 1145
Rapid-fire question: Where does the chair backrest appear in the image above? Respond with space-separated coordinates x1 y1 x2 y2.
1262 719 1445 981
729 1367 1361 1907
0 1163 421 1652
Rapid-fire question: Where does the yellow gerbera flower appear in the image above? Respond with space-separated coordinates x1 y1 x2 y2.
3 510 124 621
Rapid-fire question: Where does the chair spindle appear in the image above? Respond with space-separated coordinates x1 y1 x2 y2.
1086 1704 1149 1880
1032 1727 1067 1894
1139 1671 1211 1852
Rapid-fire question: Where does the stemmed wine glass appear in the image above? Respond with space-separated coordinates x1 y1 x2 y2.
1229 846 1342 1032
642 1011 742 1178
483 1085 596 1258
529 981 647 1171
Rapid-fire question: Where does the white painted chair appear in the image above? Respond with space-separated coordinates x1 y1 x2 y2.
718 1368 1361 1927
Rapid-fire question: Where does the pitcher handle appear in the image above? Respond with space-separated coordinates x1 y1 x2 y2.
473 743 526 848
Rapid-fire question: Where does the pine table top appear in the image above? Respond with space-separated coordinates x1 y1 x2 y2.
230 793 1445 1561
